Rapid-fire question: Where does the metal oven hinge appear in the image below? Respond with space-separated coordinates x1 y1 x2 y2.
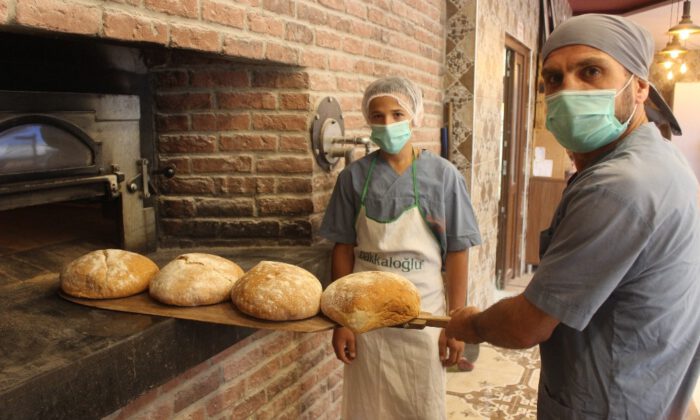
127 159 176 198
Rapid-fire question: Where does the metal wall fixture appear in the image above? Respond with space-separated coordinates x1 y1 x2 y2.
311 97 371 172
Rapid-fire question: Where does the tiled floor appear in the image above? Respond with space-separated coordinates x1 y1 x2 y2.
446 273 700 419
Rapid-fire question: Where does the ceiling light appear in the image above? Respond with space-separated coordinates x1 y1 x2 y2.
669 1 700 39
659 35 688 58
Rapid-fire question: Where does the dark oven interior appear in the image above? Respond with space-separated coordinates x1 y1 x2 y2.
0 33 160 281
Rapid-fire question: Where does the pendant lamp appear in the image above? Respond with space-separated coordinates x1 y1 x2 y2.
668 0 700 39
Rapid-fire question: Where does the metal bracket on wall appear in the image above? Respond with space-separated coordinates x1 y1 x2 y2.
311 97 345 172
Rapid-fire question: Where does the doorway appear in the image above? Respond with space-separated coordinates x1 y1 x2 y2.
496 36 530 288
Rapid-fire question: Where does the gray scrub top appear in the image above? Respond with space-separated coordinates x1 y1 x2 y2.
524 123 700 419
319 150 481 263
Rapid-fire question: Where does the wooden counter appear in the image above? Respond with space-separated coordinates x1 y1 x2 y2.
525 177 567 266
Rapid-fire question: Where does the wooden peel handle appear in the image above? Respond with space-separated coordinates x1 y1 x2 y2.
395 313 450 329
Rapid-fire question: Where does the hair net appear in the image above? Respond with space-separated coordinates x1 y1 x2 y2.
542 14 681 135
362 77 425 127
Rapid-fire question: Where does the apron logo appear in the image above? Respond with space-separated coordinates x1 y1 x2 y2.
357 251 425 272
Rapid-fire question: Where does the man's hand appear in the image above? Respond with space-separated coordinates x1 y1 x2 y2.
446 306 482 343
439 328 464 367
332 326 356 364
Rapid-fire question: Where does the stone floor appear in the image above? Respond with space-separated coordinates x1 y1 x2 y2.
446 273 700 420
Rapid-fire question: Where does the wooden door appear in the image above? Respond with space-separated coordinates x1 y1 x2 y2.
496 36 530 288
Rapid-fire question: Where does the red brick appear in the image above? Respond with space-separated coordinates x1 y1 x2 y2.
256 177 275 194
222 36 265 59
205 381 246 416
257 387 303 420
367 7 386 25
231 389 267 419
252 71 309 89
156 93 212 112
161 177 216 195
336 76 362 92
221 177 257 195
159 156 191 174
345 1 367 18
202 0 245 28
264 365 300 400
195 198 254 217
170 24 220 53
299 50 328 69
279 135 308 152
154 70 189 89
159 135 217 153
159 198 196 218
218 92 276 110
342 37 364 55
316 29 342 49
257 156 312 173
190 70 249 88
266 42 300 65
354 60 374 75
16 0 101 35
308 73 337 90
220 134 277 151
297 3 327 25
103 10 168 44
281 220 312 238
221 220 280 238
248 12 285 37
327 15 351 33
277 177 312 193
173 371 222 413
280 93 310 111
257 197 313 216
286 22 314 44
245 357 282 391
329 55 356 72
262 0 294 16
191 156 253 173
145 0 197 18
252 114 307 131
191 113 250 131
156 114 189 132
350 20 380 40
319 0 344 12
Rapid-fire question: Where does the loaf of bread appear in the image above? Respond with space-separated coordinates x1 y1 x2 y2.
231 261 322 321
320 271 420 334
60 249 159 299
149 253 245 306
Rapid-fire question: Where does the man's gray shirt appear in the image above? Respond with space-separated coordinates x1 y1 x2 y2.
525 123 700 419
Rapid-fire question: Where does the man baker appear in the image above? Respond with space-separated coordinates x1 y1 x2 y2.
447 14 700 420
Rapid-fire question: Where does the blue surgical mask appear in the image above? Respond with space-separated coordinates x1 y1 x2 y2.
370 120 412 154
545 76 637 153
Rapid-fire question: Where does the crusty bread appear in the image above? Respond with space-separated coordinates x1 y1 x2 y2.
231 261 322 321
60 249 159 299
320 271 420 334
149 253 245 306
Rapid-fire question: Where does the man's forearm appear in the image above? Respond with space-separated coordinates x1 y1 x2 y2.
472 294 559 349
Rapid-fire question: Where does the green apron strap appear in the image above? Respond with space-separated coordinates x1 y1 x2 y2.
411 149 420 206
360 154 378 205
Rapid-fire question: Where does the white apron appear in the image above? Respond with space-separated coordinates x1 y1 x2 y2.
342 154 446 420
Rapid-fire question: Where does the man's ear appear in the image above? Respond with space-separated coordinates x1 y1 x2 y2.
635 77 650 104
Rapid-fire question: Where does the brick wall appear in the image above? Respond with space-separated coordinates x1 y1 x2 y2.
104 330 342 420
0 0 446 246
0 0 447 418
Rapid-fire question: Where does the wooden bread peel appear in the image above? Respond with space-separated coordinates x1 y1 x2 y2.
59 292 450 333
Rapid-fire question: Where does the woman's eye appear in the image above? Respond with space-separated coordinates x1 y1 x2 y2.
393 112 405 119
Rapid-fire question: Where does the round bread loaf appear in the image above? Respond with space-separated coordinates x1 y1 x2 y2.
321 271 421 334
231 261 322 321
149 253 245 306
60 249 159 299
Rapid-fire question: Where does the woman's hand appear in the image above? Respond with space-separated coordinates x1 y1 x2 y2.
439 328 464 367
332 326 356 364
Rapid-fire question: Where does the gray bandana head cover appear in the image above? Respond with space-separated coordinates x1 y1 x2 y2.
542 14 681 135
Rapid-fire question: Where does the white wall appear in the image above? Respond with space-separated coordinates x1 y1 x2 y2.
672 82 700 181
